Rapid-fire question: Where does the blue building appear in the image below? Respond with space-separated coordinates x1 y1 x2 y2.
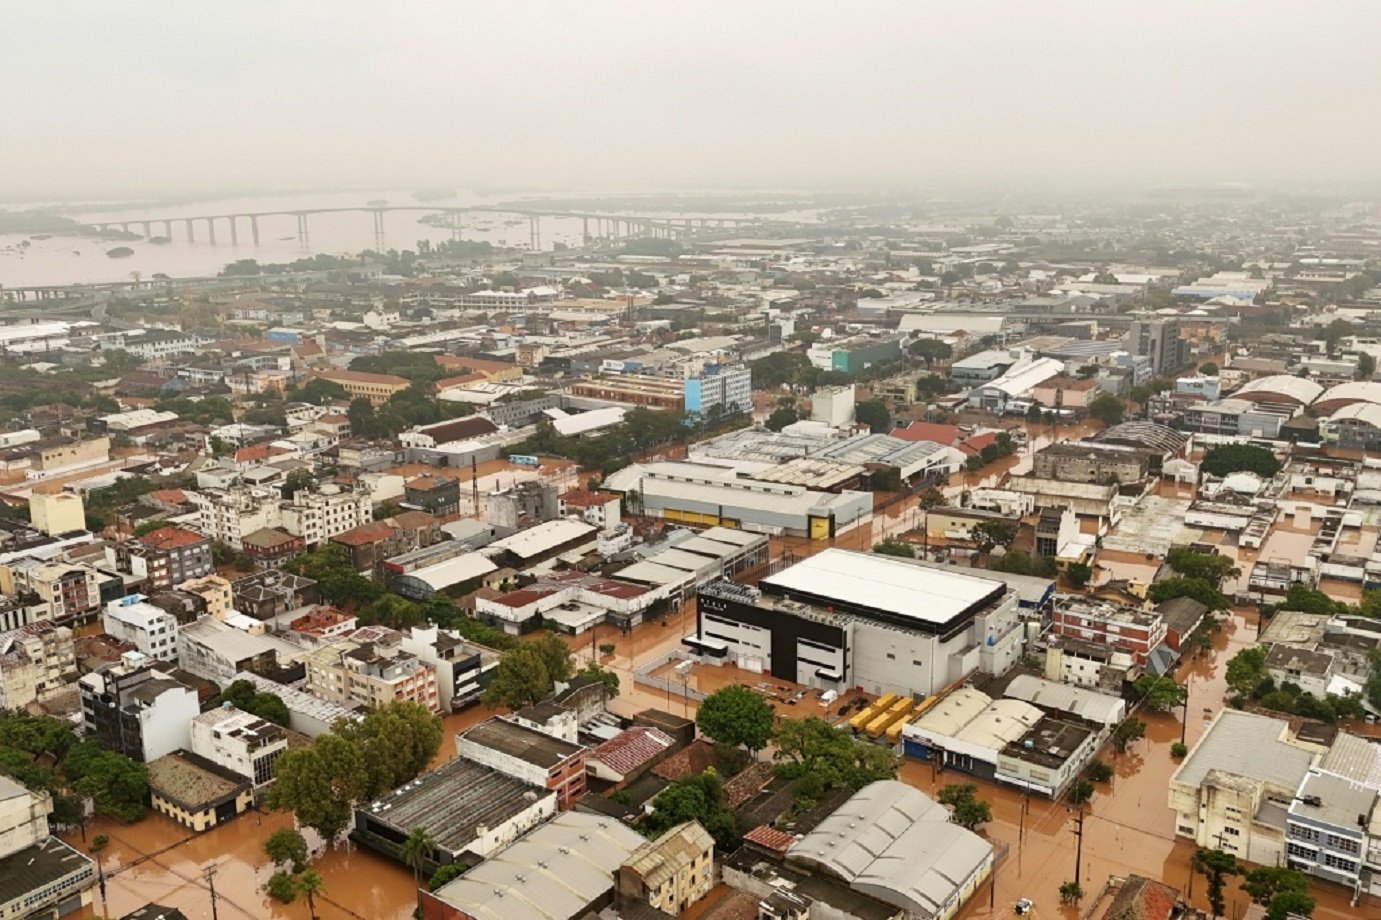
684 364 752 417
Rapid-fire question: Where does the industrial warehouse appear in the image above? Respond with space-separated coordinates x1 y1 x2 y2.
689 549 1024 697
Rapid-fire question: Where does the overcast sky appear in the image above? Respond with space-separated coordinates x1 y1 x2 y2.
5 2 1380 200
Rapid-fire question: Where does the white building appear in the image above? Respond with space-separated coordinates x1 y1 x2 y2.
78 652 200 762
190 485 282 549
810 384 856 427
0 620 76 710
190 705 289 789
102 595 179 662
279 483 374 549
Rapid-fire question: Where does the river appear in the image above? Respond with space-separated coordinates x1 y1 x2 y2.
0 188 819 288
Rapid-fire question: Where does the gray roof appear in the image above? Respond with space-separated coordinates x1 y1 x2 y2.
1319 733 1381 789
0 836 95 910
1003 674 1125 725
428 811 644 920
1172 711 1315 793
788 781 993 920
1289 770 1377 832
460 717 584 767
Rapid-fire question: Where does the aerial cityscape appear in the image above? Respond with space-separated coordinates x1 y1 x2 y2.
1 5 1380 920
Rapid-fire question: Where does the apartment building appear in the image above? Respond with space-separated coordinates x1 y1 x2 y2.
117 525 213 591
190 485 282 549
617 821 716 916
683 364 751 417
0 775 96 919
0 620 76 710
103 594 180 662
190 705 288 789
558 489 622 533
280 484 373 549
304 627 441 713
1050 596 1167 667
0 559 101 626
399 625 498 711
78 652 200 762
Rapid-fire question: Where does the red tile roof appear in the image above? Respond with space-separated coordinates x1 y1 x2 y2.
958 431 998 457
136 526 207 550
146 489 190 504
742 825 796 854
891 421 964 446
590 727 674 777
235 443 292 463
652 739 716 781
330 522 398 547
1100 875 1180 920
723 761 775 808
316 369 410 387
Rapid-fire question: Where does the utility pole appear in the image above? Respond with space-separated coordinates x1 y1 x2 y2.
1071 804 1086 892
1181 671 1192 746
204 863 220 920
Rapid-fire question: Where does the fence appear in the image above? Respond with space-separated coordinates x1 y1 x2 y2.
633 649 709 702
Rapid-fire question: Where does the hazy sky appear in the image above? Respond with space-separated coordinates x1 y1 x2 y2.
5 2 1380 199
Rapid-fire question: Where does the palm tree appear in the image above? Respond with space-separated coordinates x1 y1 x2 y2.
295 869 324 920
400 826 437 904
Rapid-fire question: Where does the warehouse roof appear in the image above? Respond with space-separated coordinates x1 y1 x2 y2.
461 717 584 768
907 688 994 738
488 519 596 560
1234 374 1323 406
954 699 1044 751
1003 674 1126 725
402 552 498 592
1316 380 1381 408
426 811 644 920
789 781 993 919
1171 710 1315 793
762 548 1005 627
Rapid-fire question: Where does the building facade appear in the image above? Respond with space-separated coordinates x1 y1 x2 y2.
78 653 201 762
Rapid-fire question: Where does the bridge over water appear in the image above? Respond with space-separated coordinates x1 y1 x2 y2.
84 205 758 250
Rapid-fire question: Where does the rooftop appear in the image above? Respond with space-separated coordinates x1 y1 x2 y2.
134 526 206 550
589 727 674 777
1171 710 1316 794
0 836 94 913
146 750 249 811
1289 769 1377 831
460 717 584 768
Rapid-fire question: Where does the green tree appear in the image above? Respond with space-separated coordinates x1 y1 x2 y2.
1085 759 1114 783
908 339 953 369
577 662 620 698
1147 576 1229 611
265 871 298 904
1060 880 1084 904
215 680 291 726
295 868 325 920
1167 546 1240 588
265 828 309 874
62 741 149 822
337 701 443 798
971 520 1017 555
1132 675 1187 712
298 378 348 405
1357 352 1376 380
429 864 465 891
1193 848 1240 918
1067 779 1095 804
1241 865 1309 908
530 633 573 684
765 407 799 432
284 544 383 608
1265 889 1315 920
1317 318 1354 355
773 716 899 790
1087 392 1126 426
1110 717 1146 754
918 487 945 510
645 770 739 850
1065 562 1092 588
400 826 437 896
1171 742 1188 758
1226 646 1271 697
936 783 992 830
482 645 555 709
268 734 368 841
1200 444 1281 478
697 685 775 752
1199 361 1219 376
854 399 891 434
872 538 915 559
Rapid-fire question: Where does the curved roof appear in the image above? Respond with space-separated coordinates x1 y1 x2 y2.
1317 380 1381 408
1095 421 1188 454
1327 402 1381 429
789 781 993 919
1233 374 1323 406
953 699 1044 751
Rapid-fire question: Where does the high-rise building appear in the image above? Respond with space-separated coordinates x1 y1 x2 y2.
683 364 752 418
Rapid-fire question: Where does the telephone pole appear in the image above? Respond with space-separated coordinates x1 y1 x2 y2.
204 863 221 920
1071 804 1086 891
1181 672 1192 746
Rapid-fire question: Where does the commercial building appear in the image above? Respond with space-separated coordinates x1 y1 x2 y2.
0 619 76 710
994 713 1101 797
304 627 441 714
146 750 254 832
28 490 85 537
684 364 752 417
1050 596 1168 668
787 781 994 920
78 651 201 762
0 776 96 920
558 489 622 533
420 811 645 920
967 357 1066 414
1284 768 1376 893
902 688 1042 782
189 705 288 789
476 570 663 636
1130 318 1183 374
404 475 461 517
692 549 1023 697
399 625 499 711
617 820 716 916
457 717 588 810
615 525 770 605
353 757 556 873
312 368 411 405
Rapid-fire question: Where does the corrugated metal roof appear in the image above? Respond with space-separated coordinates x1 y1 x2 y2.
1003 674 1125 725
1171 710 1315 793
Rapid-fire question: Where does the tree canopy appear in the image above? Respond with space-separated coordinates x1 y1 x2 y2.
937 783 992 830
644 769 739 850
773 716 899 790
854 399 891 434
481 635 574 710
215 680 291 726
696 685 775 751
1087 392 1126 426
1131 674 1186 711
1200 443 1281 478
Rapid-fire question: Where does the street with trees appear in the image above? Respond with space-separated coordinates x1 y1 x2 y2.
936 783 992 830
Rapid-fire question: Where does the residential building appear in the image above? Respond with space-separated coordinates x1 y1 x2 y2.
810 384 856 427
692 549 1023 697
240 527 304 567
457 717 588 810
1284 769 1375 893
419 811 645 920
1050 596 1167 668
353 757 556 873
330 521 407 573
175 616 290 685
399 625 499 711
0 559 101 626
1130 318 1183 374
617 820 716 916
189 485 282 550
280 483 373 549
78 651 201 762
684 364 751 417
559 489 622 533
0 775 96 920
146 750 254 832
484 480 559 531
304 627 441 713
0 619 76 710
177 574 235 621
29 490 85 536
189 705 288 789
1044 636 1136 692
587 727 676 785
103 594 180 662
117 525 213 591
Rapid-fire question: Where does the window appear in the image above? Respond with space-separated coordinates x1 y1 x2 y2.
1289 825 1320 843
1322 852 1357 874
1326 834 1360 855
1223 826 1240 837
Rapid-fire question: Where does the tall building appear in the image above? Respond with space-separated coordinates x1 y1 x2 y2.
0 559 101 626
190 705 288 789
1131 318 1183 375
29 490 85 536
280 483 374 549
0 620 76 710
304 626 441 713
103 594 180 662
78 652 200 762
683 364 752 418
117 525 213 590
